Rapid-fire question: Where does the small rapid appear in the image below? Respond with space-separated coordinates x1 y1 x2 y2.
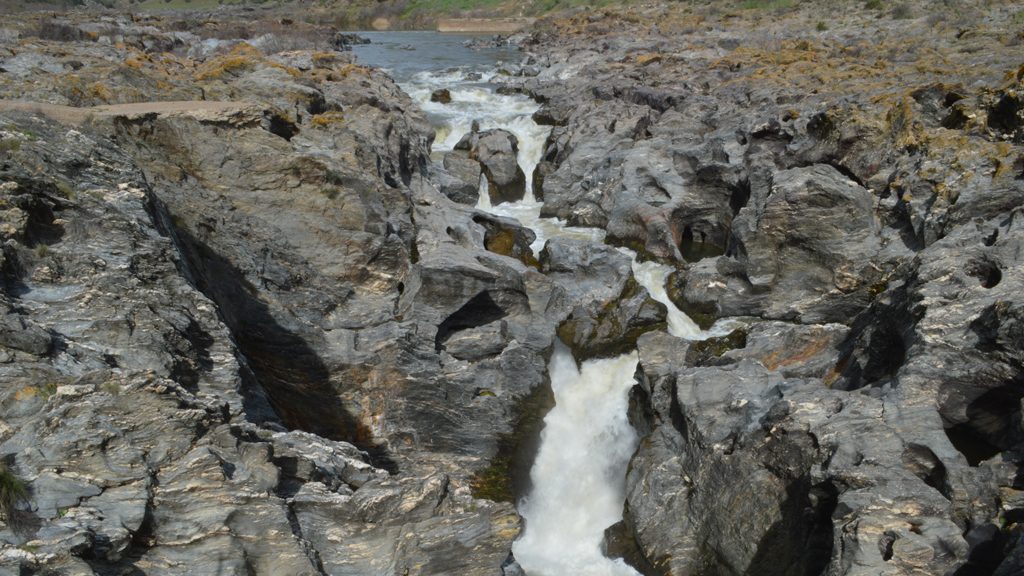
369 37 722 575
405 66 606 254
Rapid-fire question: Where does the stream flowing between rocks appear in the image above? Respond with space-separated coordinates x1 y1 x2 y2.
355 34 731 575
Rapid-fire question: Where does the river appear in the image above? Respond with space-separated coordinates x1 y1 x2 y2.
353 33 729 576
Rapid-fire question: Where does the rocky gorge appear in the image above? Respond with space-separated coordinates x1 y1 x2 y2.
0 1 1023 575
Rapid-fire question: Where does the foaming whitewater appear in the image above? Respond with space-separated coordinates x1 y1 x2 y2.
631 257 701 338
406 65 641 574
618 247 741 341
406 69 550 182
403 67 599 253
512 342 642 576
392 48 731 575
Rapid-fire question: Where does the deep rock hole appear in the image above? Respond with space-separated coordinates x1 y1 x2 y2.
835 320 908 391
953 522 1014 576
967 258 1002 289
901 443 952 499
987 93 1023 139
944 381 1024 467
679 225 725 263
729 178 751 216
264 113 298 141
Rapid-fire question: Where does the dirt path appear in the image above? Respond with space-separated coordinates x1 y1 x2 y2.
0 100 262 126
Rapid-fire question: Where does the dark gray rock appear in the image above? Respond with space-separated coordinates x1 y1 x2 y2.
0 47 559 573
557 276 666 361
430 88 452 104
625 328 975 576
540 237 632 304
0 313 52 356
442 151 483 204
330 32 370 51
728 164 889 323
455 129 527 205
472 212 538 268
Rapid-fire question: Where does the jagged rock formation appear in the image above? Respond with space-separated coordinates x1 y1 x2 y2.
0 11 668 574
1 2 1023 575
499 4 1024 575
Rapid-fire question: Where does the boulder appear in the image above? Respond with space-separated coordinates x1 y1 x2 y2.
330 32 370 51
442 151 483 204
431 88 452 104
455 129 527 205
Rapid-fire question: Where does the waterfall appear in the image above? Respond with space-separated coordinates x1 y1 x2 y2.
401 64 712 575
511 342 642 576
630 258 701 338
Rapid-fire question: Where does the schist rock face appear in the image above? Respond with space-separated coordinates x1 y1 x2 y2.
0 3 1023 576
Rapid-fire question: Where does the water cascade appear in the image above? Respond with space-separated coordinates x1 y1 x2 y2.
392 55 714 575
511 343 642 576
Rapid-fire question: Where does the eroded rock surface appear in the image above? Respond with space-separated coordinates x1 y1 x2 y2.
496 3 1024 575
1 3 1023 575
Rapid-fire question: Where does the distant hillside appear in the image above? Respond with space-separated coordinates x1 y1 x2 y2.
296 0 630 30
0 0 635 29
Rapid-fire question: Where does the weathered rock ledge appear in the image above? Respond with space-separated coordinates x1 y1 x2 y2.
496 2 1024 574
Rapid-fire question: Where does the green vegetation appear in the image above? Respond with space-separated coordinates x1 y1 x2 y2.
470 380 554 502
190 0 638 29
739 0 795 10
135 0 246 10
892 2 912 19
0 464 29 526
55 180 75 200
400 0 626 17
404 0 506 14
816 21 828 31
0 139 21 154
864 0 882 9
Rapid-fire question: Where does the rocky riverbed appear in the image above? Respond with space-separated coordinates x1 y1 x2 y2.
0 2 1023 575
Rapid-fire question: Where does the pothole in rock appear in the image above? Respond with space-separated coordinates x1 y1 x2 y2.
679 225 725 263
263 112 298 141
901 443 952 499
982 228 999 247
952 523 1015 576
729 179 751 216
966 257 1002 289
987 92 1023 140
833 319 908 391
944 380 1024 467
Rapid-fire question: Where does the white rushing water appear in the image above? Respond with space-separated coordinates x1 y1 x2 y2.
404 67 604 254
630 256 702 338
400 62 728 575
512 342 642 576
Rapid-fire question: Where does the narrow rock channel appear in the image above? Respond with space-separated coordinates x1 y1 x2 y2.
3 5 1023 575
379 38 742 573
